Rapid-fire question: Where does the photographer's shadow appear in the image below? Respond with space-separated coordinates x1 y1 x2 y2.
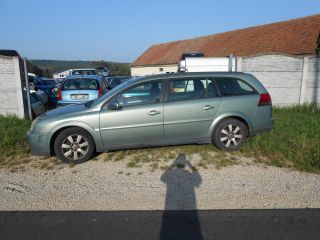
160 154 203 240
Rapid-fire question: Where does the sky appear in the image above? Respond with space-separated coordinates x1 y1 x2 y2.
0 0 319 63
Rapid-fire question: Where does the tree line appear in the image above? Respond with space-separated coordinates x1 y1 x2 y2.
27 59 131 77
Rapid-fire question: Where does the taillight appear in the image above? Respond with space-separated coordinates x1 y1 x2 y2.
98 87 103 97
258 93 271 106
57 88 62 101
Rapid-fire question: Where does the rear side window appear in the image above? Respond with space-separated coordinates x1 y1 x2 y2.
215 78 256 96
62 78 100 90
168 78 219 102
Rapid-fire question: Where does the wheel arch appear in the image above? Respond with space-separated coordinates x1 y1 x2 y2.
209 113 252 139
49 122 102 156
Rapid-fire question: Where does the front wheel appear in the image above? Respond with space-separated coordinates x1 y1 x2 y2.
54 127 95 163
212 118 248 151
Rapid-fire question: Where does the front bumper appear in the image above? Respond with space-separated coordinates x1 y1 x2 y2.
27 131 51 156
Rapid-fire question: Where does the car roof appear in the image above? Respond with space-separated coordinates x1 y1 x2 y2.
132 72 252 84
65 74 101 80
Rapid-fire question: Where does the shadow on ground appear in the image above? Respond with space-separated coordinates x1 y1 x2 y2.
160 154 203 239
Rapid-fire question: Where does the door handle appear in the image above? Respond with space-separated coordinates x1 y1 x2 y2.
203 105 215 110
148 110 161 116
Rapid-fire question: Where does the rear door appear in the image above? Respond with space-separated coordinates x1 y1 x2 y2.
163 78 221 141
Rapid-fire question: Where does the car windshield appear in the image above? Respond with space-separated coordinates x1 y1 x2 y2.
62 78 100 90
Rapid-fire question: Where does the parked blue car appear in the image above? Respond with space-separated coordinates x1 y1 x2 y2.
57 75 107 106
28 76 57 107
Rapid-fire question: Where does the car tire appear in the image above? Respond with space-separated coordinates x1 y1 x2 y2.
54 127 95 163
212 118 248 151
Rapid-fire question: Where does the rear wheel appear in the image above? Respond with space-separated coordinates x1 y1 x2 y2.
54 127 95 163
212 118 248 151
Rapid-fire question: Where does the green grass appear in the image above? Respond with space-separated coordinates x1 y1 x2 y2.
241 104 320 173
0 105 319 173
0 116 31 157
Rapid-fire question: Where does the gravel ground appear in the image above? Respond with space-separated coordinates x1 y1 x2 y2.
1 154 320 211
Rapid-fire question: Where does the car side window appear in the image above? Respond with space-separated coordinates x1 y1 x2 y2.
168 78 218 102
113 81 163 108
215 77 256 96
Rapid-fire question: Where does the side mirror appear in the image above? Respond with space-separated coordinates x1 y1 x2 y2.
34 86 38 91
108 100 121 110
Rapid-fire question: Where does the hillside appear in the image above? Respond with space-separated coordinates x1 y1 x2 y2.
28 59 131 77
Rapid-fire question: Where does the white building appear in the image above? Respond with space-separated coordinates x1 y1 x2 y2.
53 69 72 80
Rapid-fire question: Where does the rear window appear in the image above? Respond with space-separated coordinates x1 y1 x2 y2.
215 77 256 96
62 78 100 90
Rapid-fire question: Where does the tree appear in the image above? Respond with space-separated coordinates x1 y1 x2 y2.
26 60 43 76
42 68 52 78
316 31 320 56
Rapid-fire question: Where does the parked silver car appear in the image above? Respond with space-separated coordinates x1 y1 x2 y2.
28 72 274 163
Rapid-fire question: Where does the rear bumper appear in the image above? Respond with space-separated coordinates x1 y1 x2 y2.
250 119 274 136
27 131 51 156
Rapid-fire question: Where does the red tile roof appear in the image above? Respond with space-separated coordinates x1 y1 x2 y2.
132 14 320 66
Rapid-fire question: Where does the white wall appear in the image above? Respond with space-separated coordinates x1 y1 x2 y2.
0 55 25 117
304 56 320 103
239 54 319 106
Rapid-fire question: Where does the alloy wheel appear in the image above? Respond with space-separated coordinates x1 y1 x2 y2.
61 134 89 161
220 124 243 148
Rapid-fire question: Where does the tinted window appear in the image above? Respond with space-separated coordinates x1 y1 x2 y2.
62 78 100 90
168 79 218 102
216 78 255 96
113 81 162 107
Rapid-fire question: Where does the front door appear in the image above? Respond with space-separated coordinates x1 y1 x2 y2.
99 80 164 148
164 78 221 141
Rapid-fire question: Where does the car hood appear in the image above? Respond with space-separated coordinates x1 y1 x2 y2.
41 104 87 119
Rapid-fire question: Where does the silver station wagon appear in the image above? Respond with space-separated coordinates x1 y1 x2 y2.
27 72 274 163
